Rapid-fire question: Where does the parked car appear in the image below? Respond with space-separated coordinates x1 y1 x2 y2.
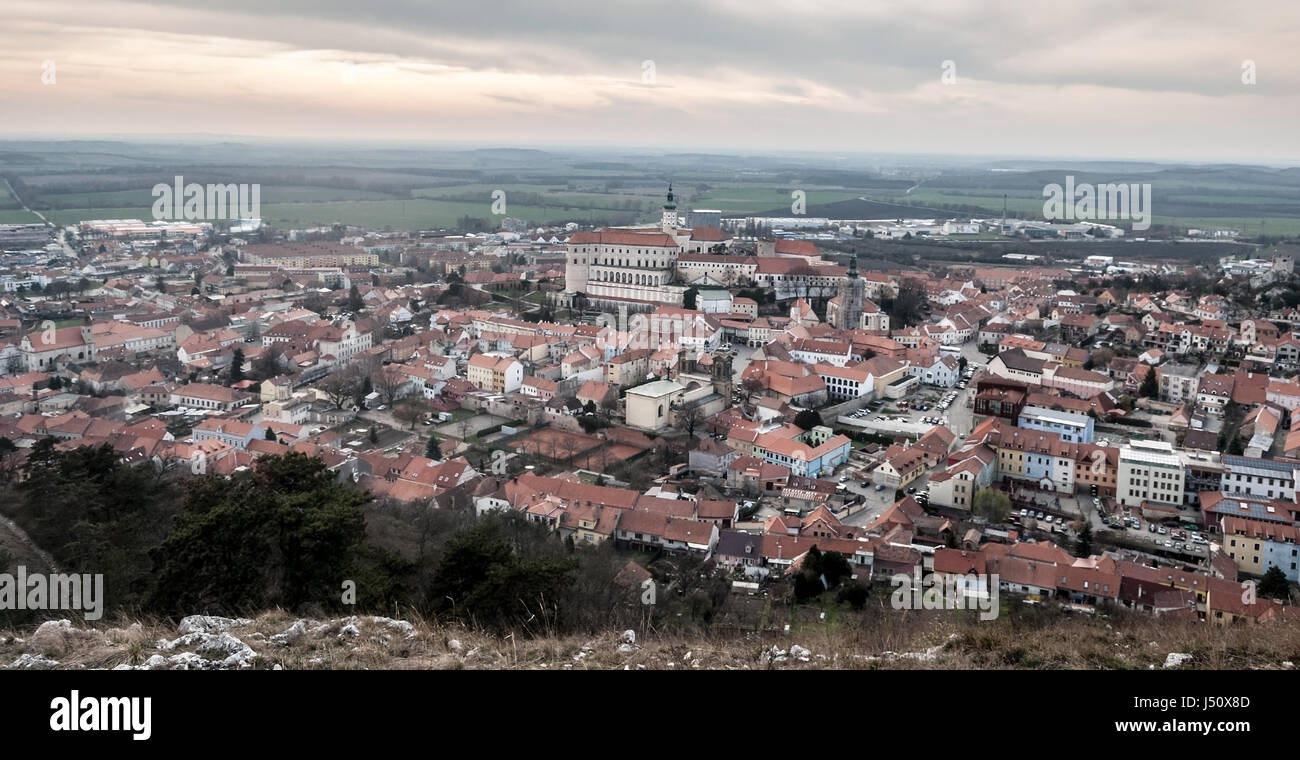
875 484 885 492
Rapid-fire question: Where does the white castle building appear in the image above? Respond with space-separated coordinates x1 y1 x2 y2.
560 186 732 313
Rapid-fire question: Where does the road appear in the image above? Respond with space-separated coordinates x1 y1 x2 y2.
4 176 52 226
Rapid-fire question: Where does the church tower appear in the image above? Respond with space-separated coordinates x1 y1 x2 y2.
661 184 679 232
833 254 865 330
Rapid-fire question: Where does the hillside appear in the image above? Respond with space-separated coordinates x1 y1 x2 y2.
5 610 1297 671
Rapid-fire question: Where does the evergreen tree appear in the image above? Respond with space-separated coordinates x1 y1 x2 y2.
1074 523 1094 558
1139 367 1159 399
1259 565 1291 600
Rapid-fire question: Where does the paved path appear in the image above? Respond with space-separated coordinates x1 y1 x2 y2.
0 513 59 572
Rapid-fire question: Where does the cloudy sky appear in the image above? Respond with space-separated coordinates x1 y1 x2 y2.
4 0 1298 162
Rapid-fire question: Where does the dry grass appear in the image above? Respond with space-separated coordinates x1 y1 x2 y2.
1 607 1297 670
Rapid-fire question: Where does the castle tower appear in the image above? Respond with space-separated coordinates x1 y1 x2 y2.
661 184 679 232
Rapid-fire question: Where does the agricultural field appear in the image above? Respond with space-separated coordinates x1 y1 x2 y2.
872 165 1300 235
2 141 1297 235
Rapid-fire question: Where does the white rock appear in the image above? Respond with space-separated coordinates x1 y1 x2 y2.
34 619 74 637
177 615 249 635
448 639 463 653
621 629 636 645
8 653 59 669
1163 653 1193 669
617 643 636 654
790 645 811 661
369 617 416 638
270 620 307 647
157 630 257 669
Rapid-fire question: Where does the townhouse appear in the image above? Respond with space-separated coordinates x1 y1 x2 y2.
1219 516 1300 581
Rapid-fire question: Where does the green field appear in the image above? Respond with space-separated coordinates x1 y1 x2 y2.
689 187 864 213
0 209 42 223
4 141 1297 235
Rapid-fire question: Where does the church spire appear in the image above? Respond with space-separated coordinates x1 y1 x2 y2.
661 183 678 232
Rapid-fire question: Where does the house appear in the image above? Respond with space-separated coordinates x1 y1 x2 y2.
714 531 766 577
466 353 523 393
170 383 248 411
910 354 960 388
872 444 928 489
614 510 719 555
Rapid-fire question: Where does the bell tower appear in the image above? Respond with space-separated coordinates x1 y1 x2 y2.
661 184 678 232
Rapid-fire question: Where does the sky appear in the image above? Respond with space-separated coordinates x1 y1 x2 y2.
3 0 1298 163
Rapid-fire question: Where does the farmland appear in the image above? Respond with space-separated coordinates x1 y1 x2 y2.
1 141 1297 235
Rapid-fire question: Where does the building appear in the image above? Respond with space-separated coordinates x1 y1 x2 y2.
1117 441 1185 509
19 324 95 371
1219 455 1299 501
559 189 688 311
466 353 523 394
1017 405 1094 444
1220 516 1300 581
239 241 379 267
826 256 865 330
1158 363 1199 404
624 379 686 432
170 383 248 411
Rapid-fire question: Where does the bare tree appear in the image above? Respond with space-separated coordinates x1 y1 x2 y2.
678 405 704 437
318 363 363 409
599 393 619 420
372 365 406 406
739 376 765 405
393 399 430 430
